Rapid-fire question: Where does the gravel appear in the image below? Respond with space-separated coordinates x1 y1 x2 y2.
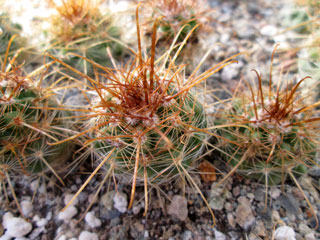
1 0 320 239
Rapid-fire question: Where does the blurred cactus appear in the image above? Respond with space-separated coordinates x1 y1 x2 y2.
142 0 212 51
46 0 124 75
0 38 70 187
214 48 320 186
0 14 26 59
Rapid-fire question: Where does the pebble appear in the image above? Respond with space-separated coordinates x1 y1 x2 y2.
4 217 32 238
168 195 188 221
58 206 78 222
260 24 278 36
132 203 142 215
214 229 227 240
20 200 33 217
64 193 79 206
251 220 266 237
209 183 227 210
232 186 240 197
2 212 14 229
227 213 236 228
100 191 115 210
235 197 255 230
182 230 193 240
254 189 265 202
113 192 128 213
224 202 234 212
270 187 281 199
305 233 316 240
298 223 312 235
79 231 99 240
274 226 296 240
85 211 102 228
36 218 48 227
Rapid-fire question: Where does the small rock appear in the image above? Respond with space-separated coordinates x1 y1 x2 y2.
100 191 115 210
232 186 240 197
251 220 266 237
183 230 193 240
209 183 227 210
20 200 33 217
270 187 281 199
30 180 39 192
64 193 79 206
235 197 255 230
227 213 236 228
85 211 102 228
298 223 312 235
5 217 32 238
132 203 142 215
2 212 14 229
0 234 12 240
79 231 99 240
168 195 188 221
254 189 265 202
36 218 48 227
224 202 234 212
57 235 67 240
305 233 316 240
221 65 240 82
214 228 227 240
291 188 304 201
113 192 128 213
58 206 77 222
260 25 277 36
279 194 300 214
274 226 296 240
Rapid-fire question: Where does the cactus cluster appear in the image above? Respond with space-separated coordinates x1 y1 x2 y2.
46 0 124 75
0 39 70 189
214 49 320 187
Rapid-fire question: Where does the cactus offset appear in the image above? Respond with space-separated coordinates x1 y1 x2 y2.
214 47 320 188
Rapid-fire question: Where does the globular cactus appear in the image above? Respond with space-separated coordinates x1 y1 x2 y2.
214 47 320 187
46 0 124 76
50 7 239 224
142 0 212 51
0 38 71 191
0 14 26 59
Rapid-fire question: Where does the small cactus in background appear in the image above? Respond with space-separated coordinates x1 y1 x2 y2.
0 14 26 59
49 6 239 224
214 47 320 187
46 0 124 75
142 0 212 52
0 38 71 198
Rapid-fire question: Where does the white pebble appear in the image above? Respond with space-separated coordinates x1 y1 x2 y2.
79 231 99 240
85 211 102 228
5 217 32 238
21 200 33 217
260 25 277 36
113 192 128 213
2 212 14 229
58 206 78 222
36 218 48 227
275 226 296 240
57 235 67 240
0 233 12 240
30 180 39 192
64 193 79 206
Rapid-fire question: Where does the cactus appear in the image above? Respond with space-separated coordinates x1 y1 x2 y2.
214 48 320 187
143 0 212 52
0 38 71 190
46 0 124 76
49 6 240 224
0 14 26 59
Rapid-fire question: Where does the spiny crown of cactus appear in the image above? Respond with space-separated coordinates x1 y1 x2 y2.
215 47 320 186
51 6 239 224
47 0 123 73
0 38 69 185
144 0 211 45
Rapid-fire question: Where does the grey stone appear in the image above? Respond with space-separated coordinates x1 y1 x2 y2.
279 194 300 214
254 189 265 202
168 195 188 221
235 197 255 230
209 183 228 211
